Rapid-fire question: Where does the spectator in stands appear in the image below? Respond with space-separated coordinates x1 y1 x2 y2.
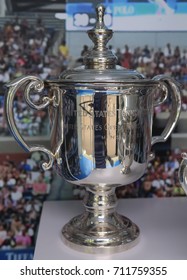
15 228 32 248
139 178 156 198
115 48 123 65
121 45 132 69
58 39 69 67
81 45 89 57
164 43 173 58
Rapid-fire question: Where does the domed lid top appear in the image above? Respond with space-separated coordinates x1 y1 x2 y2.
58 4 155 84
59 65 145 83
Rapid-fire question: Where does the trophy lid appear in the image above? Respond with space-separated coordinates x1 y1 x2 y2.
58 4 154 84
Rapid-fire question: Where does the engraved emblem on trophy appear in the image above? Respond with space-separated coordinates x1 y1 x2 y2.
4 5 182 253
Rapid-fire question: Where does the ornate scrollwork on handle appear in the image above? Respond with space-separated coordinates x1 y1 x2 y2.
153 83 168 107
24 78 49 110
24 78 60 109
30 146 55 170
5 75 58 171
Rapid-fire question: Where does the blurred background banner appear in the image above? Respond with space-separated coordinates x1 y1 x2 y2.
66 0 187 31
0 248 34 260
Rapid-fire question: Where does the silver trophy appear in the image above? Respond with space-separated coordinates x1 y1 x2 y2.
5 5 181 253
179 154 187 195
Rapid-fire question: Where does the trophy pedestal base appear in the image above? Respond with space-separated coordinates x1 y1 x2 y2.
62 186 140 253
34 197 187 260
62 212 140 254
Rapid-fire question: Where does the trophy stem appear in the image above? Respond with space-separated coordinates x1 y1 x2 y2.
83 185 118 215
62 185 140 254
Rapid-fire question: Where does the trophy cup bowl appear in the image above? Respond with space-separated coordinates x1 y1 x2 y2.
4 5 182 253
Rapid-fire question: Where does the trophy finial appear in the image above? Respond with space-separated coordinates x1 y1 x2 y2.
88 3 112 49
84 4 117 69
95 4 106 29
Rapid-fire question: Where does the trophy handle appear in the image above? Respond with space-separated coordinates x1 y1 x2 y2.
179 153 187 195
5 75 59 171
151 75 181 146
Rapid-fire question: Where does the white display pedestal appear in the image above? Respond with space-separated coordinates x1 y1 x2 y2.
34 197 187 260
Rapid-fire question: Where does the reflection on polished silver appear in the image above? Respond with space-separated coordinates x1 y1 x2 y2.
179 153 187 195
5 4 182 253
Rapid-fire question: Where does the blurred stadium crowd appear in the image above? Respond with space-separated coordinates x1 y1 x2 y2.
0 152 52 250
0 16 62 136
